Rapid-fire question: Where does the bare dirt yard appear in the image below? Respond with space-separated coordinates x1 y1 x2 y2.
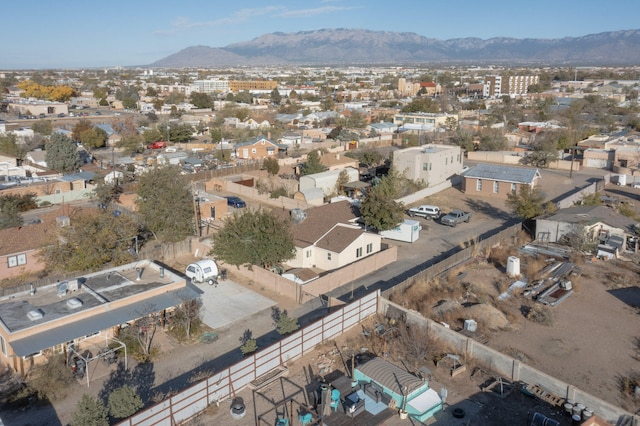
388 245 640 416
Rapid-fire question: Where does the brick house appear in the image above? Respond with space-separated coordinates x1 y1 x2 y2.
462 163 541 199
234 136 278 160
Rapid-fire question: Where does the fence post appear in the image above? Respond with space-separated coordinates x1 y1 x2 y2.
512 360 520 382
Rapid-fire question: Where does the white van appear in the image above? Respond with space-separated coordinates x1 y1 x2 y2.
185 259 219 286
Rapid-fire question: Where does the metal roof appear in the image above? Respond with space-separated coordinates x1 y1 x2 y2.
10 286 200 357
464 163 540 184
356 357 424 395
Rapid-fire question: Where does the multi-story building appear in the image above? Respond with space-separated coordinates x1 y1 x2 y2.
191 79 230 93
484 75 539 97
393 144 463 186
229 80 278 93
393 112 458 131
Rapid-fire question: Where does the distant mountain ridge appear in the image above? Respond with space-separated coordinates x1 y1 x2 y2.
150 28 640 67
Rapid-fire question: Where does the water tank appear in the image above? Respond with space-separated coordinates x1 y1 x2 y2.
463 319 477 332
506 256 520 277
560 281 573 290
618 174 627 186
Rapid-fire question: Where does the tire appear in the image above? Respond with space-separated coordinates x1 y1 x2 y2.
208 279 215 286
465 217 470 223
409 212 415 217
452 222 457 228
452 408 465 418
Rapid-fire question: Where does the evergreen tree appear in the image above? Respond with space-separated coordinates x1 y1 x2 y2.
135 166 194 242
108 385 144 419
211 208 295 268
45 133 81 173
70 394 109 426
300 150 325 176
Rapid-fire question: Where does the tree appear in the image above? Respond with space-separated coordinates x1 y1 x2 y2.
239 329 257 355
190 92 214 109
108 385 143 419
172 294 203 339
45 133 81 173
32 119 53 136
271 307 299 335
80 127 108 149
359 177 405 232
72 118 93 142
70 394 109 426
92 176 123 207
401 97 439 113
27 353 75 402
135 166 194 242
522 138 559 168
0 201 22 229
300 150 325 176
506 185 553 220
39 210 139 273
358 150 383 168
263 157 280 176
334 169 350 195
270 88 282 105
211 208 295 269
0 133 24 158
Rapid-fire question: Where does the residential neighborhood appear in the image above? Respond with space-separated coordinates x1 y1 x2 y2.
1 59 639 426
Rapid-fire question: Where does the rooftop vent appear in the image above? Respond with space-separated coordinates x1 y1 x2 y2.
57 281 68 298
68 279 79 292
27 309 44 321
290 208 307 224
67 298 83 309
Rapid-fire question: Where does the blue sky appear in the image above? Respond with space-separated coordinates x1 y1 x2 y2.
2 0 639 69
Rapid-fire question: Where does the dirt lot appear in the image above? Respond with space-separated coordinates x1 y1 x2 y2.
388 245 640 416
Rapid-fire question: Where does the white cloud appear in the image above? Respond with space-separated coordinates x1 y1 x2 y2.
153 4 360 37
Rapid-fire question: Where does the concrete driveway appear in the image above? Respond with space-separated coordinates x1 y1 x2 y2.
194 277 276 330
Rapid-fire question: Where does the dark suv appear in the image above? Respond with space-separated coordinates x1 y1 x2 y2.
226 196 246 208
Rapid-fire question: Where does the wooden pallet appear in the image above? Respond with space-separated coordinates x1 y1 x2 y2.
524 384 564 407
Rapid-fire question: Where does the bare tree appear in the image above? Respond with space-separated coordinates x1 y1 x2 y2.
173 293 203 339
135 303 159 360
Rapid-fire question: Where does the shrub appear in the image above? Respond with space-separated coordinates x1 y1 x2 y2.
108 385 144 419
71 394 109 426
524 304 554 326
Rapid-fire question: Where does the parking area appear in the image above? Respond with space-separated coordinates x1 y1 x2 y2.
192 276 277 330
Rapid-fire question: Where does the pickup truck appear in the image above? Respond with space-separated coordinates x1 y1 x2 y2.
407 205 441 220
439 209 471 227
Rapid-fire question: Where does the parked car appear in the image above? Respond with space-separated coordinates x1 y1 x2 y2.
147 141 168 149
407 205 441 220
440 210 472 227
225 196 246 208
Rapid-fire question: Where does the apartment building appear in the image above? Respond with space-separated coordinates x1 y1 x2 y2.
192 79 230 93
229 80 278 93
484 75 539 97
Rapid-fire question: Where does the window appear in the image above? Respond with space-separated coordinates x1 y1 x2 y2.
366 243 373 254
445 158 448 165
7 254 27 268
306 250 312 258
0 335 5 356
511 183 517 193
327 253 332 261
356 247 363 258
251 148 257 154
493 181 499 193
422 163 428 171
476 179 482 191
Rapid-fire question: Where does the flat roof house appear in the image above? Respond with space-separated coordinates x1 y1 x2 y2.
0 260 199 378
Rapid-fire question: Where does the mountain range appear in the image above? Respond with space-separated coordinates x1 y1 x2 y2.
149 28 640 68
